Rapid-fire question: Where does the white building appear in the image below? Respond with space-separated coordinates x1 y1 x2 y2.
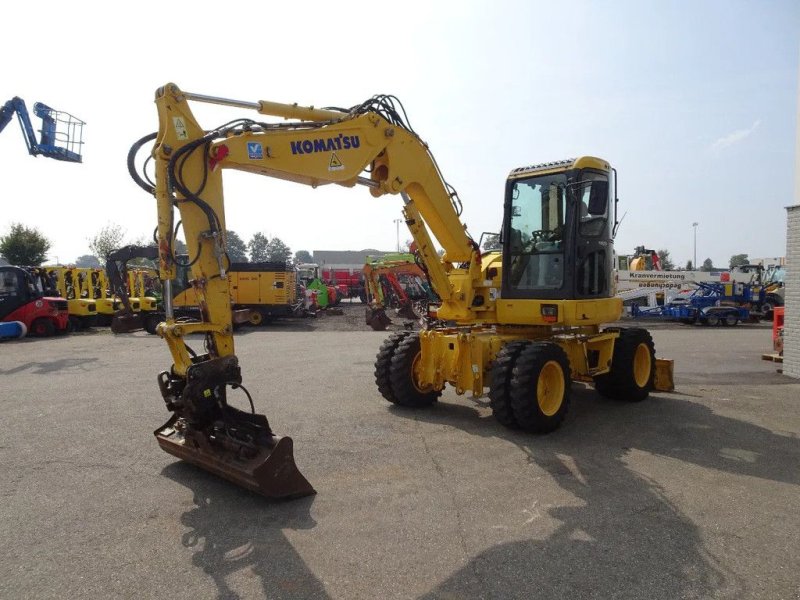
786 207 799 378
784 56 800 379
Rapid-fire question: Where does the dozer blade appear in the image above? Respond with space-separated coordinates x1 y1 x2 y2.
155 415 316 500
654 358 675 392
366 306 392 331
111 312 144 333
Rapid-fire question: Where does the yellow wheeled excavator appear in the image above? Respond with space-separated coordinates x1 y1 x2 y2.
129 83 671 499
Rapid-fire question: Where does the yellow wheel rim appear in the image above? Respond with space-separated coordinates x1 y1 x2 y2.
249 312 263 325
537 360 565 416
633 343 652 388
411 351 433 393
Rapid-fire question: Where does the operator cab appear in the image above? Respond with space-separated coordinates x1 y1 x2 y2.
501 157 615 301
0 266 48 319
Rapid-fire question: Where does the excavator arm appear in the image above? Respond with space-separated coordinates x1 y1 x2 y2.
147 84 480 374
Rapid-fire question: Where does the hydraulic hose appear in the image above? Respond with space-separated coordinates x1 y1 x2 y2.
128 132 157 194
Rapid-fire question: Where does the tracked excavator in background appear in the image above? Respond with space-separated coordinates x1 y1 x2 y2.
106 245 163 334
129 83 672 499
363 255 438 330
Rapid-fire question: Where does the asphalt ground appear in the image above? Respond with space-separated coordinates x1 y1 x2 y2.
1 321 798 599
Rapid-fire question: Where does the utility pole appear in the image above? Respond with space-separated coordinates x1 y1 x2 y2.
393 218 402 252
692 222 698 268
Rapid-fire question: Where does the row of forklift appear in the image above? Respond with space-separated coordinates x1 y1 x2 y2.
0 264 158 340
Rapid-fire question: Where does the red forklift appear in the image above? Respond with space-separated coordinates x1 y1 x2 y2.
0 266 70 337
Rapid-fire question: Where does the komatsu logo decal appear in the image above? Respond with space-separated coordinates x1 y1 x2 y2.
290 135 360 155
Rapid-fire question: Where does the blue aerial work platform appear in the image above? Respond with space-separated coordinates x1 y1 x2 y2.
0 96 84 162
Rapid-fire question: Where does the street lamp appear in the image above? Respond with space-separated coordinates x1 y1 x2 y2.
692 222 698 269
393 218 402 252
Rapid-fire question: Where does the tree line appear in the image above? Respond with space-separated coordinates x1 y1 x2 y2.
0 222 313 267
0 221 758 272
657 249 751 272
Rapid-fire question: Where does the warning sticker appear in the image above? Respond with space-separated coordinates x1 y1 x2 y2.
328 152 344 171
172 117 188 140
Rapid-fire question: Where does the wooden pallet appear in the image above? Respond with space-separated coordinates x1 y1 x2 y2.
761 353 784 363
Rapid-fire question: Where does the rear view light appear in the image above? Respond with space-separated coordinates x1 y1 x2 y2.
541 304 558 323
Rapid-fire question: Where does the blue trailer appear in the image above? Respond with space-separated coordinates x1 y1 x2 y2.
631 281 763 326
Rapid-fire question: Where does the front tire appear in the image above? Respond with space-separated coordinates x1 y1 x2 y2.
31 318 56 337
509 343 571 433
388 333 441 408
488 341 529 428
594 328 655 402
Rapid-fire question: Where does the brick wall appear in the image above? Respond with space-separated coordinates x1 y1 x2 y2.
785 206 799 378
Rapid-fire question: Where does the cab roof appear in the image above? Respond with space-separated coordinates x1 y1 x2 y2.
508 156 610 179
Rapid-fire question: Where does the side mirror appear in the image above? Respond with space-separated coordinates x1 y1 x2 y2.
588 181 608 215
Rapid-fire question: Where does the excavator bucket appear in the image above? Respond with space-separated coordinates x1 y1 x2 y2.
111 312 144 333
155 414 316 500
366 305 392 331
396 301 418 321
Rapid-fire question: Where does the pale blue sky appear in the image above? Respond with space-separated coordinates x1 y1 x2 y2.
1 0 798 267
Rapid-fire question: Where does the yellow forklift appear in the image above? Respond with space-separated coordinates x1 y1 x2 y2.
76 267 125 326
44 266 98 330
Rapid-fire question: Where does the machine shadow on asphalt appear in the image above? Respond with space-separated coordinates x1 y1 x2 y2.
161 462 330 599
386 386 798 598
0 356 99 375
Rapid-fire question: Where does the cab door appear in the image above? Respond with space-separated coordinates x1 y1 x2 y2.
572 171 613 299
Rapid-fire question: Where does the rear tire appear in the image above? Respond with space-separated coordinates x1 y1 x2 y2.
594 328 655 402
723 313 739 326
388 333 441 408
374 331 412 403
488 341 529 428
705 313 720 327
509 343 571 433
